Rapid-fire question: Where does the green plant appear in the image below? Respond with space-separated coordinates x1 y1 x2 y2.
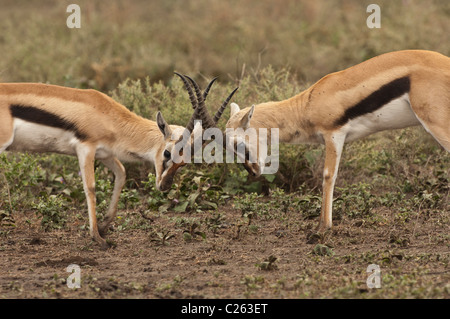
33 194 69 231
256 255 278 271
333 183 375 219
203 212 225 235
143 170 227 214
234 192 266 217
312 244 334 257
182 222 206 242
0 153 45 209
150 229 175 246
240 275 265 298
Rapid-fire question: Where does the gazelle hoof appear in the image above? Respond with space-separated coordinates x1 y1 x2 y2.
98 224 111 237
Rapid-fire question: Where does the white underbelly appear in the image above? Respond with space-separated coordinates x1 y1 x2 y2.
6 119 79 155
343 93 420 142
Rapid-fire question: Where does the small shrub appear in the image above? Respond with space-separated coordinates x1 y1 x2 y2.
33 195 69 231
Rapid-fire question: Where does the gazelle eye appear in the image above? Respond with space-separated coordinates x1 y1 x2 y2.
163 150 171 159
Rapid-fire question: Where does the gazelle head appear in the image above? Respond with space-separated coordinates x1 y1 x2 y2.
225 102 264 177
155 73 238 191
154 112 195 191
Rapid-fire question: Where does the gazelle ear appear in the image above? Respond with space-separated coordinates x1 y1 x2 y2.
230 103 241 117
156 111 173 140
239 105 255 129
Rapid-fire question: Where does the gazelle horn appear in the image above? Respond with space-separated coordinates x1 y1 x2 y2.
184 75 216 129
175 73 239 151
174 72 217 133
213 87 239 124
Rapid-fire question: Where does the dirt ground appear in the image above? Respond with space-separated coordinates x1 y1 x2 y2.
1 199 449 301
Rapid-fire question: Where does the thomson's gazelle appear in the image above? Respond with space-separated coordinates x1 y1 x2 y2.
226 50 450 233
0 79 234 248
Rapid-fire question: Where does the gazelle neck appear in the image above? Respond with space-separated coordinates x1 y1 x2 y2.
250 87 323 144
106 114 163 163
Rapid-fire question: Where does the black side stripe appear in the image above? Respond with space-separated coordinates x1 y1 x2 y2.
334 76 411 126
10 104 88 140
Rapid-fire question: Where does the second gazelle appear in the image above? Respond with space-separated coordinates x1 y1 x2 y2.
226 50 450 232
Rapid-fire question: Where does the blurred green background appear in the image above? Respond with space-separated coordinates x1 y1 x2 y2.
1 0 448 91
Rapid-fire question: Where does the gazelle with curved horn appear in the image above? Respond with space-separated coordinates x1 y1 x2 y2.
170 73 239 163
226 50 450 233
0 80 221 248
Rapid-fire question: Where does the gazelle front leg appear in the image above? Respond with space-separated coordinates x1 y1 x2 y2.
98 157 126 236
76 143 108 249
318 132 345 232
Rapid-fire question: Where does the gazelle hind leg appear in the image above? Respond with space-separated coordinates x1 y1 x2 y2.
98 157 126 236
76 143 109 249
0 106 14 153
409 85 450 152
411 105 450 151
0 134 14 154
417 118 450 152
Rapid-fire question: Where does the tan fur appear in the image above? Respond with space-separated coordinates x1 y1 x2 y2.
0 83 185 248
0 83 167 152
227 50 450 232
